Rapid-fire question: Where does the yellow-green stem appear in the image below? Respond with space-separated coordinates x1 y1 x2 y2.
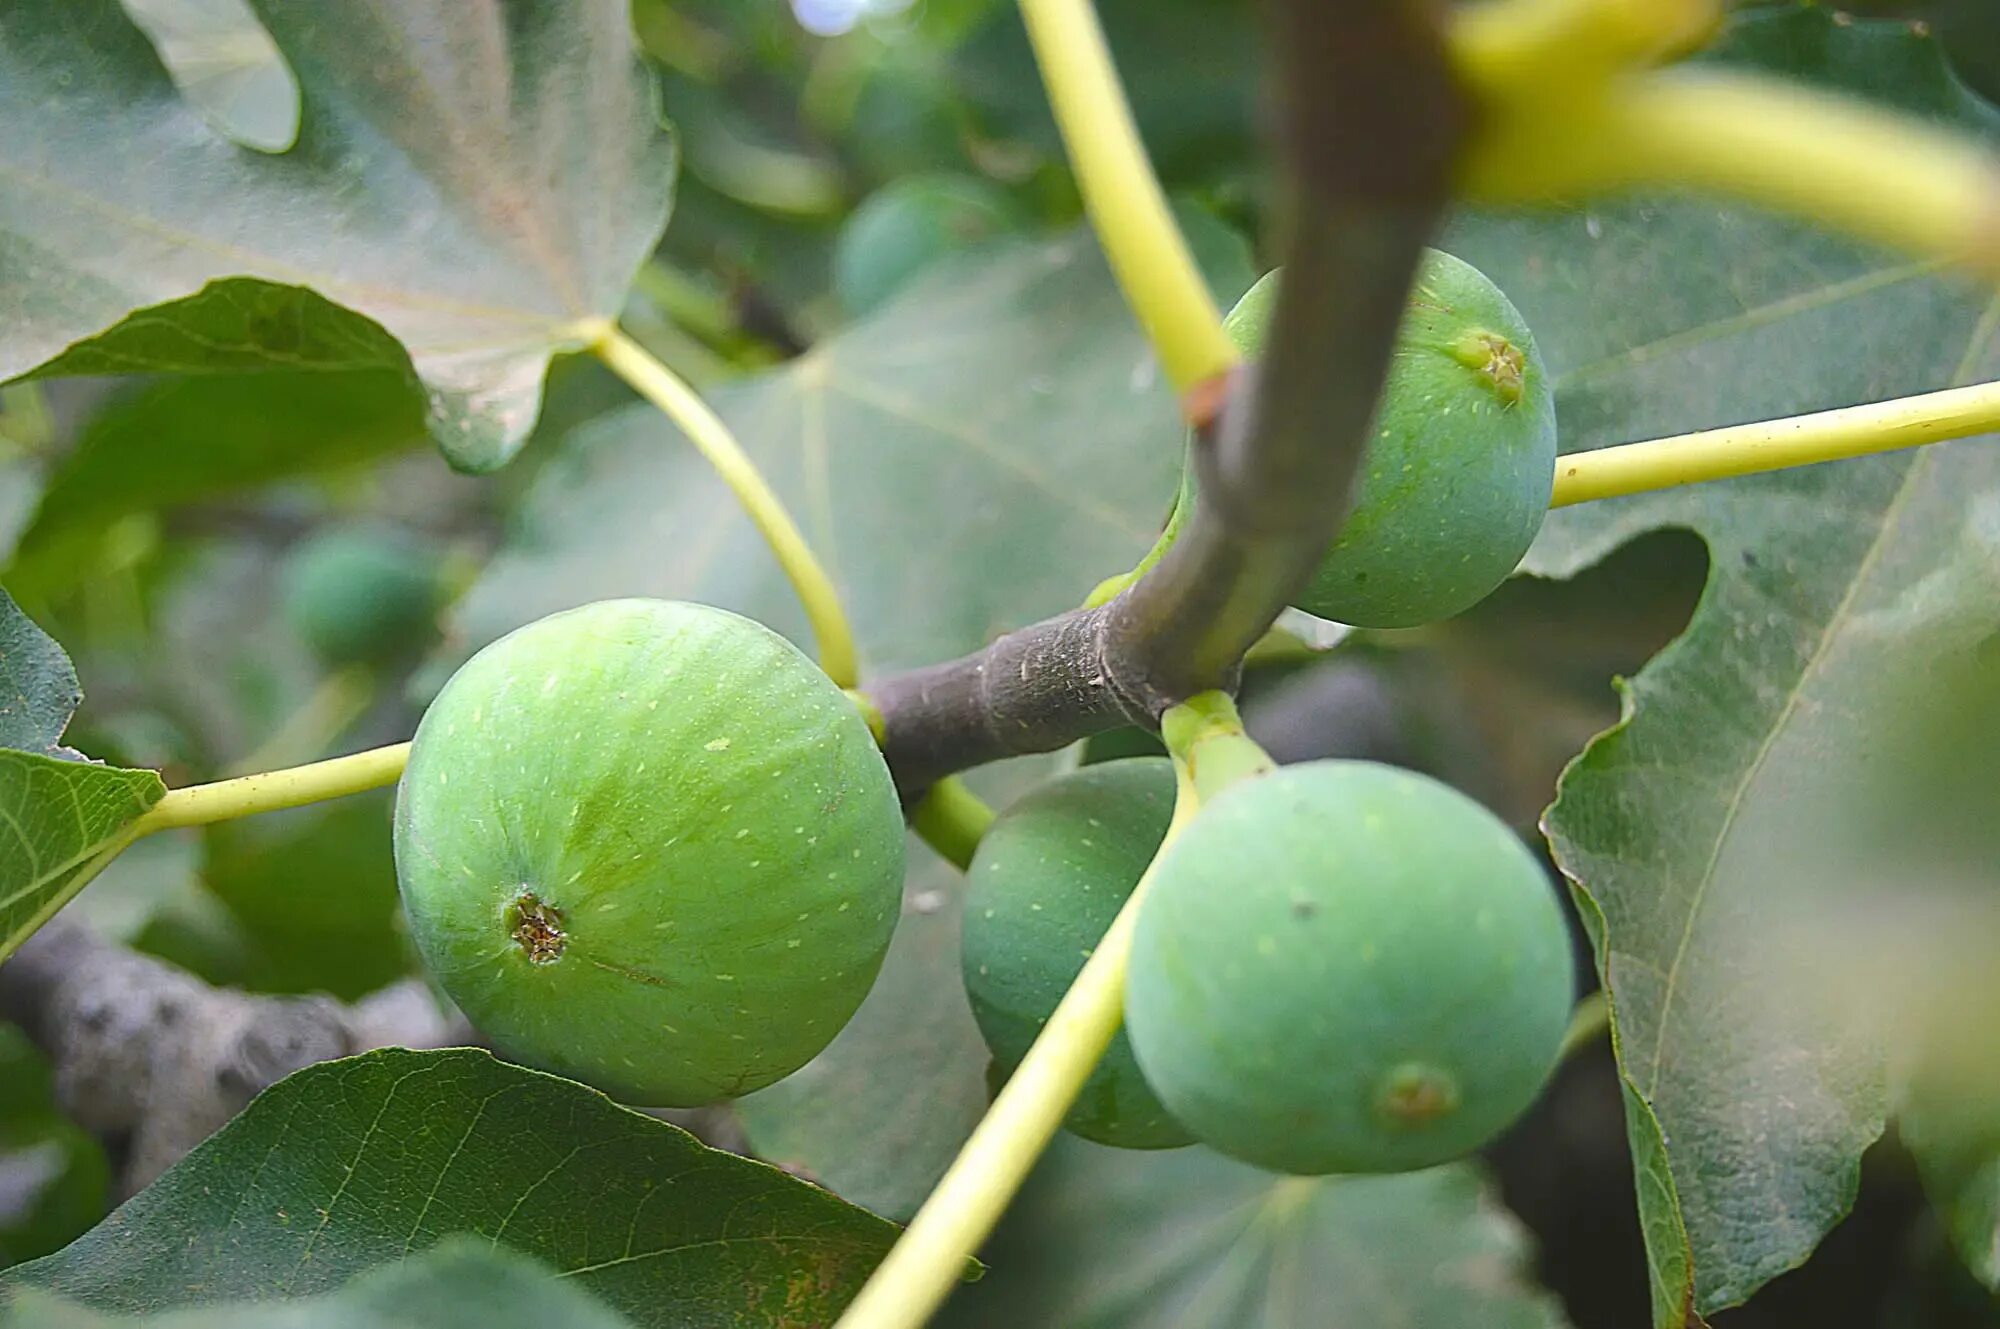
835 768 1199 1329
1160 689 1276 803
134 742 411 835
908 776 997 872
592 327 861 689
1017 0 1237 396
1452 0 1719 97
1550 379 2000 508
1467 70 2000 277
223 665 376 778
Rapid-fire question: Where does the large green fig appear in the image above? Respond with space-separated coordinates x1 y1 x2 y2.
394 599 904 1105
1124 760 1571 1175
962 759 1193 1149
1225 251 1557 628
280 525 445 666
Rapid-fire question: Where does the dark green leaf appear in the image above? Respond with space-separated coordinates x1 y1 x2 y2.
2 1239 634 1329
0 1048 899 1327
942 1139 1567 1328
1446 9 2000 1320
0 593 165 961
10 369 424 584
0 1 676 470
0 753 165 961
0 590 80 757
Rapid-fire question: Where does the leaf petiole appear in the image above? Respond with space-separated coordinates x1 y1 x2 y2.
1551 379 2000 508
591 326 861 689
1018 0 1237 404
833 692 1269 1329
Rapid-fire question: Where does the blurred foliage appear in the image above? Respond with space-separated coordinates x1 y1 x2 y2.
0 1029 108 1270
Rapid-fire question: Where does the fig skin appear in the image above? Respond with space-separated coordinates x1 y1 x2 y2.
280 525 443 666
834 173 1024 316
962 759 1193 1150
1124 760 1573 1175
1225 251 1558 628
394 598 904 1105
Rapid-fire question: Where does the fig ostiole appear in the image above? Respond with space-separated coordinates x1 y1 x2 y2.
1217 250 1559 629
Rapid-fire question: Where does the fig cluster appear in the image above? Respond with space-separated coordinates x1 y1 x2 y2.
963 757 1573 1174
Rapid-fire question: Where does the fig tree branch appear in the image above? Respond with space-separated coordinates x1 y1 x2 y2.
866 0 1471 793
0 920 466 1196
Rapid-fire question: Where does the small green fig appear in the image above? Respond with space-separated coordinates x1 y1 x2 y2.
280 525 445 666
834 173 1025 316
1124 760 1572 1175
1226 251 1558 628
962 759 1193 1149
394 599 904 1105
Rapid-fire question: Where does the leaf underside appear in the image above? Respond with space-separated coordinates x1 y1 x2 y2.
0 0 677 470
1448 8 2000 1321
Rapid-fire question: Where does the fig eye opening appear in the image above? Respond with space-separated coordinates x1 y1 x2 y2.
507 890 567 965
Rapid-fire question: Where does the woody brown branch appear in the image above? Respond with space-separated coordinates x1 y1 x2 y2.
867 0 1472 796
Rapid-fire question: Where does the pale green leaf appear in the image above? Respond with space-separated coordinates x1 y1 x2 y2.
1446 8 2000 1319
0 0 676 470
942 1139 1567 1329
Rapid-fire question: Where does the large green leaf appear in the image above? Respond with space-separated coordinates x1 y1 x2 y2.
0 1 676 471
458 227 1250 672
3 1240 633 1329
0 592 165 960
8 367 425 594
0 590 80 758
942 1139 1566 1328
1446 8 2000 1321
0 1049 900 1327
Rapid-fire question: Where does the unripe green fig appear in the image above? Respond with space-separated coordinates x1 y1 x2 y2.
1125 761 1572 1175
1226 251 1557 628
393 599 904 1105
834 173 1025 316
963 759 1193 1149
280 525 445 666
